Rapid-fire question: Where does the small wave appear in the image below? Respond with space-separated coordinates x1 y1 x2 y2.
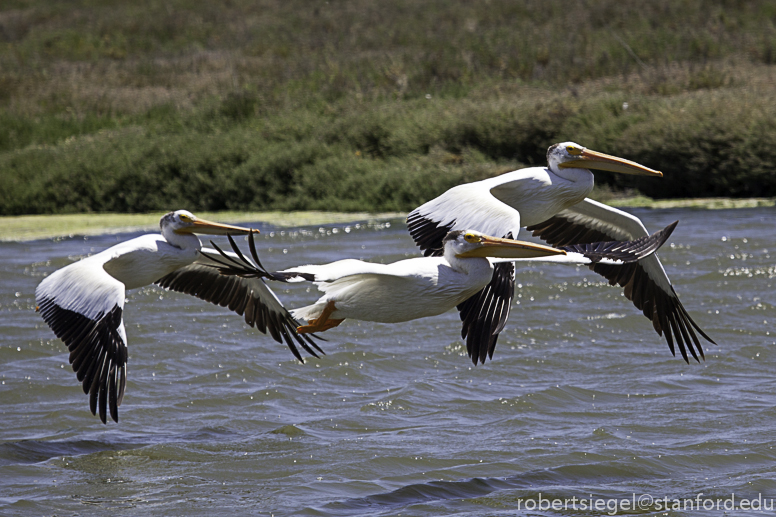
323 476 512 514
177 425 239 442
270 424 307 437
317 461 664 516
0 438 143 467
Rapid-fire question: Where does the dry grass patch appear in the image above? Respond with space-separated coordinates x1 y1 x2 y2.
0 211 404 242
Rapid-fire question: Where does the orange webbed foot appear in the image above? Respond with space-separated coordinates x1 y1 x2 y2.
296 301 343 334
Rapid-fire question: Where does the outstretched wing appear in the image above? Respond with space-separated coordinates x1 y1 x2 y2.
526 198 715 362
407 180 523 257
409 172 577 363
409 192 517 365
154 235 324 361
406 176 529 363
456 221 677 365
36 254 128 424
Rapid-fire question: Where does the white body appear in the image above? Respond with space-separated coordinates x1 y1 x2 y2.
285 241 627 325
36 234 201 323
414 164 593 240
290 256 494 323
103 235 200 289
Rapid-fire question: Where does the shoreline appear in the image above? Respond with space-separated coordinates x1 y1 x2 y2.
1 198 772 242
0 211 405 242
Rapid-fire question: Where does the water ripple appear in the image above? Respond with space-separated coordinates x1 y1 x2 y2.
2 209 774 516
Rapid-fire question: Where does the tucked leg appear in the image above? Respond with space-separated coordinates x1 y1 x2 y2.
297 301 344 334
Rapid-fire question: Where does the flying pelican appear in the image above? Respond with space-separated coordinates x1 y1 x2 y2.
212 225 676 360
36 210 320 424
407 142 715 363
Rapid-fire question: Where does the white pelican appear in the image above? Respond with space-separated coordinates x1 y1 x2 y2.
407 142 714 363
213 225 676 357
36 210 320 424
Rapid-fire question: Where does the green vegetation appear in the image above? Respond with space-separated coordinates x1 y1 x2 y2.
2 0 776 215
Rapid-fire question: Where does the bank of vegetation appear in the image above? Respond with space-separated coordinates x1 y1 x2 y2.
2 0 776 215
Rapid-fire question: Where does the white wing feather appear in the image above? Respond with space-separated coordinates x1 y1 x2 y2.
415 180 523 238
36 252 127 341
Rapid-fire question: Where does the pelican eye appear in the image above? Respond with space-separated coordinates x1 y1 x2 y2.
463 233 481 243
178 214 193 222
566 145 583 155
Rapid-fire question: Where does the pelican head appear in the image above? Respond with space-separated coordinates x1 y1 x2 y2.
547 142 662 177
445 230 566 259
160 210 260 235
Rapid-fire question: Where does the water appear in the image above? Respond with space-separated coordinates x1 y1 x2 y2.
1 208 775 516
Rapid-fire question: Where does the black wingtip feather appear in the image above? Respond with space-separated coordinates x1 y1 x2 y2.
407 210 455 257
271 271 317 282
529 216 715 361
456 261 515 365
109 366 119 423
38 296 128 424
156 236 326 361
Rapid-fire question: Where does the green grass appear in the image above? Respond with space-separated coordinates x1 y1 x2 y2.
2 0 776 215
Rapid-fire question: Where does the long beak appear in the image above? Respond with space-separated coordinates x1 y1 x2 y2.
559 148 662 177
177 218 260 235
457 236 567 259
